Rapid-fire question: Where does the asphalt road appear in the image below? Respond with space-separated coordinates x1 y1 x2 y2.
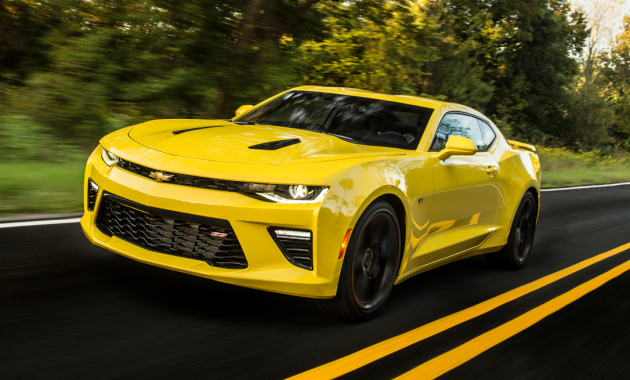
2 185 630 379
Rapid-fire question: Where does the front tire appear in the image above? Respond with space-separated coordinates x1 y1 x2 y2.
485 192 537 270
315 201 401 321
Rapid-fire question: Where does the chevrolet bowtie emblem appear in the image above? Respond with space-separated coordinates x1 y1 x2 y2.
149 171 174 182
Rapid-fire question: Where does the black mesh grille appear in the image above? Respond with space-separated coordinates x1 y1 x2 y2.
96 192 248 269
87 179 98 211
117 158 245 192
268 227 313 270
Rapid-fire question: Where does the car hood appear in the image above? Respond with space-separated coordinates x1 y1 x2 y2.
128 119 405 165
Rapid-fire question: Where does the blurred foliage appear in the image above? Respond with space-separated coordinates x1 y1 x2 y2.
298 0 438 94
0 160 85 215
0 0 629 160
538 147 630 169
538 146 630 187
602 16 630 149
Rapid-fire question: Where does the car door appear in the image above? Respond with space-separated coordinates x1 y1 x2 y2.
410 112 503 267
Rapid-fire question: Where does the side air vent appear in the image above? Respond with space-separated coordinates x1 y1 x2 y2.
87 179 99 211
249 139 301 150
268 227 313 270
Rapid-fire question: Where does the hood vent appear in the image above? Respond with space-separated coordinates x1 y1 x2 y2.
249 138 301 150
172 126 220 135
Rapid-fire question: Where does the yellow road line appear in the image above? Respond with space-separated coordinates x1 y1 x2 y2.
288 242 630 380
395 255 630 380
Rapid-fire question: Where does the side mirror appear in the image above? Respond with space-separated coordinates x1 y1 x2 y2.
235 105 253 117
437 136 477 161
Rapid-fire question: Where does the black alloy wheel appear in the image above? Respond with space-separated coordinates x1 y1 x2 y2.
315 201 401 321
485 192 537 269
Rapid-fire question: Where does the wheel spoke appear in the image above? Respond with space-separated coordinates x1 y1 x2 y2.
354 272 372 302
517 212 526 229
522 201 533 222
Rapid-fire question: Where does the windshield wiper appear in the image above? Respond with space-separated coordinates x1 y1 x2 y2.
316 131 367 145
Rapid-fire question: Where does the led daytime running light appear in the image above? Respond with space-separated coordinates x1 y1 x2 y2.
275 229 311 239
255 188 329 203
240 182 329 203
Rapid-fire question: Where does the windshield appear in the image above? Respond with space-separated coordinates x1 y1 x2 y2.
236 91 434 150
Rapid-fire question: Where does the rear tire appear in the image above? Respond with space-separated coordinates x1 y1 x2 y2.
485 192 537 270
314 201 401 321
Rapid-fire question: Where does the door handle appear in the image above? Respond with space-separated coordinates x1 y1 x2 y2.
485 166 498 176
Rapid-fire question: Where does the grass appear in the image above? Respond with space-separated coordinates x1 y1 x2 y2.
0 160 85 216
1 147 630 216
541 167 630 188
538 147 630 188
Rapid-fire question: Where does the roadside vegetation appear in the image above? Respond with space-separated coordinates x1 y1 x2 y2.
1 0 630 215
539 148 630 188
0 160 85 216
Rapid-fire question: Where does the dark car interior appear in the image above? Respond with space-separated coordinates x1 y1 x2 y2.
325 103 433 147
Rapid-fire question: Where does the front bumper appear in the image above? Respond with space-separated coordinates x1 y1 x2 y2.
81 147 349 298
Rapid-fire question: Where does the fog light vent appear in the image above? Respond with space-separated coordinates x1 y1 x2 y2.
268 227 313 270
87 179 99 211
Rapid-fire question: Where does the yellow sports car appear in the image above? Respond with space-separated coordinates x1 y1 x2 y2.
81 86 541 320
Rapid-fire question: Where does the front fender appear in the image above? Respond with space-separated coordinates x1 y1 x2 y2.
333 156 434 282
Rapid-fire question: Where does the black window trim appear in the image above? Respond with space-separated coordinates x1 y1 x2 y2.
429 111 497 152
475 118 497 152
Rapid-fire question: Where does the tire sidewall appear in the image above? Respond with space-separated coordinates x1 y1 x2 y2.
337 200 402 320
506 192 537 268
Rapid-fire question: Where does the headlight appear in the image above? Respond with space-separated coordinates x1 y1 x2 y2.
241 183 329 203
101 147 119 166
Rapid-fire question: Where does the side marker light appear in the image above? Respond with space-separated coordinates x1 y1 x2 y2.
338 229 352 260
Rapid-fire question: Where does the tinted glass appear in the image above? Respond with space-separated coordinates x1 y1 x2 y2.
237 91 434 150
477 119 496 149
431 114 485 150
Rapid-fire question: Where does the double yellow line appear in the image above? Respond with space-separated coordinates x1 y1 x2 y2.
289 242 630 380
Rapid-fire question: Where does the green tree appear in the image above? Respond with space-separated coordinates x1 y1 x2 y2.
425 0 588 143
603 16 630 149
0 0 51 86
298 0 439 95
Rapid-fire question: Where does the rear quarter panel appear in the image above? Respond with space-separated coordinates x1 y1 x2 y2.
483 136 541 250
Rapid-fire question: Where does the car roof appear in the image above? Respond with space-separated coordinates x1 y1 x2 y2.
292 85 490 122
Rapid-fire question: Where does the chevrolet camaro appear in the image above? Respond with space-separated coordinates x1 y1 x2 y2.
81 86 541 320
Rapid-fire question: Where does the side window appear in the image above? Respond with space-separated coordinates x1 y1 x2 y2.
477 119 496 149
431 114 485 150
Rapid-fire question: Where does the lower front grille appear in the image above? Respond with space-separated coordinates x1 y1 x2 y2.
96 192 248 269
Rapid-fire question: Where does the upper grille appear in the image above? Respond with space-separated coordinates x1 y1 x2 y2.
96 192 248 269
117 158 245 192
